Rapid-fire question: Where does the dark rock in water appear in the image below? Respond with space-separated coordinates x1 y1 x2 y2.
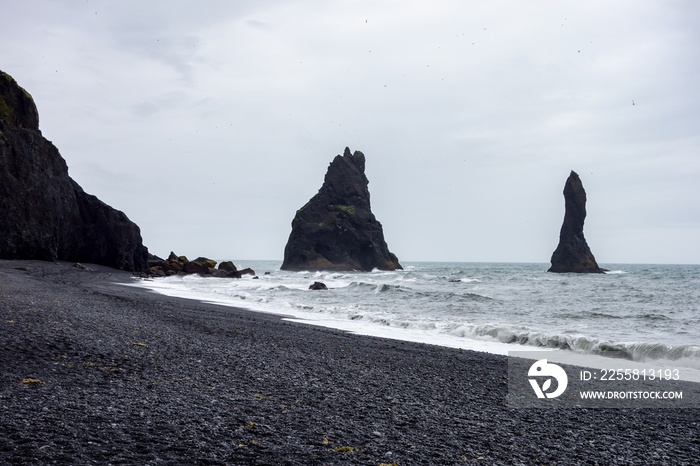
238 267 256 277
0 70 149 271
309 281 328 290
183 257 217 275
209 268 230 278
281 147 402 272
147 251 254 278
166 259 184 274
149 251 187 276
218 261 237 272
548 171 605 273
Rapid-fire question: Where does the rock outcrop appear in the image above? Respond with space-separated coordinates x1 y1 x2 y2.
548 170 605 273
147 252 255 278
0 70 148 271
281 147 401 271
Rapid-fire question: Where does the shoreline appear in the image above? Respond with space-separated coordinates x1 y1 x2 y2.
1 260 699 464
133 270 700 383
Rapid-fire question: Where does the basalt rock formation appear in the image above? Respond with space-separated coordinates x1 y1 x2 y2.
0 70 148 271
281 147 401 272
548 170 605 273
147 252 255 278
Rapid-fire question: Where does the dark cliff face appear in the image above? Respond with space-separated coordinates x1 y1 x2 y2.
0 70 148 271
281 147 402 272
0 71 39 131
548 170 604 273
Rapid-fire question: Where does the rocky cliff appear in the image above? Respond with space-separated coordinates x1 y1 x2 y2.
0 70 148 271
281 147 401 271
548 170 605 273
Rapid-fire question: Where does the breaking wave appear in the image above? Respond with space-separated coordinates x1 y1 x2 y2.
136 261 700 370
449 323 700 365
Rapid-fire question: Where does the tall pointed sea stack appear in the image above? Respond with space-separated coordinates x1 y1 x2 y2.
281 147 402 271
0 70 149 271
548 170 605 273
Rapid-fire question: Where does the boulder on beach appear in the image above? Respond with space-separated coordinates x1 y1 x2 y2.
0 70 148 271
281 147 402 272
548 170 605 273
183 257 218 275
147 252 254 278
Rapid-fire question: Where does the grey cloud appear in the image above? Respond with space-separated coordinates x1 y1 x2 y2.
1 0 699 263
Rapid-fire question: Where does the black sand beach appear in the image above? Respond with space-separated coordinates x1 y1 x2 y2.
1 261 698 465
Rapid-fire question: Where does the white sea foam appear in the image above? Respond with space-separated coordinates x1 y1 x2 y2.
129 261 700 379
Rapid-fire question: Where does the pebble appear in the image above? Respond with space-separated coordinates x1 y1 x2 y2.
1 260 698 465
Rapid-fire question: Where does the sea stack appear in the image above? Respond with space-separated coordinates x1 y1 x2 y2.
0 70 149 271
548 170 605 273
281 147 402 272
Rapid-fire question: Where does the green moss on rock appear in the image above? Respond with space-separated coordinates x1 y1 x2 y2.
336 204 356 215
0 69 39 130
0 96 12 123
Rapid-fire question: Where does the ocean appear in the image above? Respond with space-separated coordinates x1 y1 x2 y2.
134 261 700 377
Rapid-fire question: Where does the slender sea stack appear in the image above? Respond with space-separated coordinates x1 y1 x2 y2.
548 170 605 273
281 147 402 271
0 70 149 271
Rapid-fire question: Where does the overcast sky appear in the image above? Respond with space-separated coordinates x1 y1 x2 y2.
2 1 699 264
